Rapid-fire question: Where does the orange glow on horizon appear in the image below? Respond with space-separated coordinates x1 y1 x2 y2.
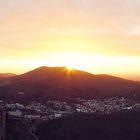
1 53 140 81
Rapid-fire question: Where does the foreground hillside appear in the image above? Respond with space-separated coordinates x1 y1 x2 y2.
35 112 140 140
6 111 140 140
6 117 38 140
0 66 140 103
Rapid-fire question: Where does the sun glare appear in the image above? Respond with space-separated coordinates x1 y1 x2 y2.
66 66 73 71
1 52 140 80
46 52 91 71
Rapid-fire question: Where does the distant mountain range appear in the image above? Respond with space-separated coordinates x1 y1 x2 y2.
0 73 16 78
0 66 140 103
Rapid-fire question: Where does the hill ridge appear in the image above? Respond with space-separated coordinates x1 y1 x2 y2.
0 66 140 103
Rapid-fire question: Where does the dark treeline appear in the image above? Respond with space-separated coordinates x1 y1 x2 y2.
35 112 140 140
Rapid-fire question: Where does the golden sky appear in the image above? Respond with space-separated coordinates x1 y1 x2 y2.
0 0 140 80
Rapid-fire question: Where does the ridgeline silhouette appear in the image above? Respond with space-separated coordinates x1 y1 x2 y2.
0 66 140 103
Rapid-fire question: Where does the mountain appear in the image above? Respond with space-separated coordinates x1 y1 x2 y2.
0 66 140 103
0 73 16 78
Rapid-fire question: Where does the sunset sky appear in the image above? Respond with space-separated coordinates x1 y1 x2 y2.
0 0 140 80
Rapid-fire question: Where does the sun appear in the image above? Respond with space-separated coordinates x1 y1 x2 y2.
46 52 90 71
66 66 74 71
